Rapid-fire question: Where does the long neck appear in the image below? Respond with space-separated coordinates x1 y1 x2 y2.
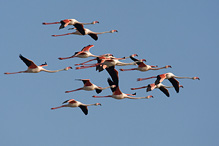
82 103 97 107
125 96 147 99
101 85 115 90
175 76 194 79
116 62 136 66
95 31 111 34
81 22 93 25
41 68 65 73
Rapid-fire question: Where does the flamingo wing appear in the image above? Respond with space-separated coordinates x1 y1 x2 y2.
79 105 88 115
138 62 147 67
81 45 94 52
146 84 156 92
107 78 117 92
106 67 119 87
88 33 98 41
59 19 70 29
155 74 166 85
74 23 85 35
159 86 170 97
19 54 38 68
168 78 180 93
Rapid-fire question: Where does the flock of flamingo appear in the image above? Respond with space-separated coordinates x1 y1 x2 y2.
4 18 200 115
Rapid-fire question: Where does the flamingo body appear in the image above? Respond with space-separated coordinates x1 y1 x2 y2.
4 55 72 74
51 99 101 115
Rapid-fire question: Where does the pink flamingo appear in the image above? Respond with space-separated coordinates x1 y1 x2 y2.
4 54 72 74
65 79 116 94
120 56 171 72
51 99 101 115
92 78 153 100
75 54 137 71
131 83 184 97
58 45 101 60
52 28 118 41
137 72 200 93
42 19 99 35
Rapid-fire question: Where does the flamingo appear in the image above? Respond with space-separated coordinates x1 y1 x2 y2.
131 83 184 97
52 28 118 41
65 79 116 94
92 78 153 100
4 54 72 74
74 53 114 66
120 56 171 72
137 72 200 93
51 99 101 115
42 19 99 35
75 54 137 71
58 45 102 60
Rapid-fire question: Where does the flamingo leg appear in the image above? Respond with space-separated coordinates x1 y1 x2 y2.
131 86 148 90
58 56 75 60
120 68 136 71
51 105 65 110
42 22 60 25
4 71 25 74
75 58 97 66
92 95 112 98
65 88 83 93
52 33 72 37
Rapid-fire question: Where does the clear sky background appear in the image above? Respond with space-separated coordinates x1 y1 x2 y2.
1 0 218 146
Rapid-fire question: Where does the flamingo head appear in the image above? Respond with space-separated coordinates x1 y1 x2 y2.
146 95 154 99
64 66 73 70
166 65 172 68
95 103 102 106
92 21 99 24
110 30 118 33
193 77 200 80
179 85 184 88
140 59 146 62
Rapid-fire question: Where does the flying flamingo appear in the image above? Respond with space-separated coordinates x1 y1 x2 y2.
137 72 200 93
42 19 99 35
51 99 101 115
92 78 153 100
65 79 116 94
75 54 137 71
58 45 101 60
120 56 171 72
4 54 72 74
74 53 114 66
52 28 118 41
131 83 184 97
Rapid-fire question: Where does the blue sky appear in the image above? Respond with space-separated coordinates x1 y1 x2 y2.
1 0 218 146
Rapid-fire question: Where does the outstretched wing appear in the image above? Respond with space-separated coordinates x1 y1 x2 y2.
79 105 88 115
81 45 94 52
107 78 117 93
74 23 85 35
155 74 166 85
19 54 38 68
106 66 119 87
159 86 170 97
59 19 70 29
168 78 180 93
88 33 98 41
